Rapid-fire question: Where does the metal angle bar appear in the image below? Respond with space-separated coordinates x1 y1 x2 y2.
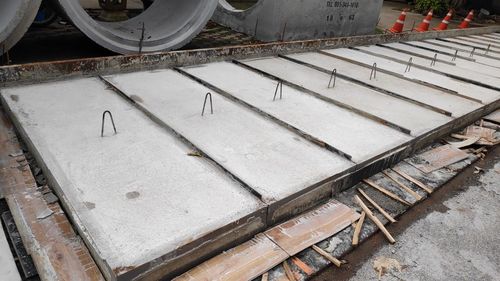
233 59 413 136
376 44 455 66
399 41 475 62
176 65 356 162
281 54 453 117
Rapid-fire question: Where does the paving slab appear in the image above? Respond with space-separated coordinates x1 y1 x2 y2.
407 40 500 69
468 35 500 46
356 44 500 90
382 42 500 78
285 51 481 117
240 56 452 136
104 70 353 205
182 61 412 163
0 78 266 281
456 36 500 50
323 48 500 104
0 220 21 281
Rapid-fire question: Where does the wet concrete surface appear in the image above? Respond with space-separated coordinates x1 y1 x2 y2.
312 145 500 281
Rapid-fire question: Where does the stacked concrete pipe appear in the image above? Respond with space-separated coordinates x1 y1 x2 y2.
0 0 42 55
51 0 219 54
214 0 383 41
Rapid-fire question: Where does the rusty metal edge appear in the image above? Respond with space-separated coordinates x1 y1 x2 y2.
1 26 500 87
0 105 105 281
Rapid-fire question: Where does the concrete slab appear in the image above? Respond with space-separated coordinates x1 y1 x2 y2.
356 45 500 90
182 61 412 163
285 51 481 117
241 56 452 136
408 40 500 69
323 48 500 104
456 36 500 50
468 35 500 46
1 78 266 280
104 70 353 205
0 221 21 281
382 42 500 78
429 39 500 60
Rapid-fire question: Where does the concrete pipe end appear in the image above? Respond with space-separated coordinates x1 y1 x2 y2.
0 0 42 54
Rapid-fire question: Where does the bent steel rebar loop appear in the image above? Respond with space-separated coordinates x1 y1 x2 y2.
370 63 377 80
470 47 476 58
452 49 458 61
328 68 337 88
273 81 283 101
430 53 437 67
202 92 214 116
404 57 413 73
101 110 117 137
485 44 491 55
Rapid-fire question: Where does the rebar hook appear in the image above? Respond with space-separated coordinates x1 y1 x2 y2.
273 81 283 101
328 68 337 88
202 92 214 116
430 53 437 67
370 63 377 80
405 57 413 73
101 110 117 137
452 50 458 61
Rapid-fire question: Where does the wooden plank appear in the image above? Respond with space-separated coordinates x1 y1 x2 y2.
406 145 469 173
264 200 360 256
352 211 366 246
382 171 423 201
357 189 396 223
362 179 411 206
391 168 433 193
354 195 396 244
291 257 313 276
173 234 288 281
0 111 104 281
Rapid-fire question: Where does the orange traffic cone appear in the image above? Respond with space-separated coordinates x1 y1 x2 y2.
433 10 453 31
388 9 408 33
458 10 474 29
415 10 433 32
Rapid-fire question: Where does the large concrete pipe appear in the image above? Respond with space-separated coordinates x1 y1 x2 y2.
0 0 42 55
214 0 383 41
52 0 218 54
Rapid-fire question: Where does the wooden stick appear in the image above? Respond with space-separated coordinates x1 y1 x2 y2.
352 211 366 246
354 195 396 244
383 171 423 201
311 245 343 267
291 257 313 275
391 168 433 194
261 272 269 281
358 189 397 223
283 260 297 281
363 179 411 206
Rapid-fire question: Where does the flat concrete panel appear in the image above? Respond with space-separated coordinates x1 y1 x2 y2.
182 61 412 163
357 45 500 89
286 51 481 117
0 221 21 281
241 56 452 136
409 40 500 69
105 70 353 203
456 36 500 50
1 78 265 280
324 48 500 104
383 42 500 78
426 39 500 60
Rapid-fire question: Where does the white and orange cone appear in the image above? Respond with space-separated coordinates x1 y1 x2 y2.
388 9 408 33
433 9 453 31
458 10 474 29
414 10 433 32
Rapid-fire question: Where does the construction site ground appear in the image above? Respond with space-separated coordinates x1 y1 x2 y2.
314 145 500 281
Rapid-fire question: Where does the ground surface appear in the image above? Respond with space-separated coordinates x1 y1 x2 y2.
313 146 500 281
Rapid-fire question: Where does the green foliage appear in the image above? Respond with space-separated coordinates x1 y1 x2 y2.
415 0 449 16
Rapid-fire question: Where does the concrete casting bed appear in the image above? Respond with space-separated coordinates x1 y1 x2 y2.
0 78 266 281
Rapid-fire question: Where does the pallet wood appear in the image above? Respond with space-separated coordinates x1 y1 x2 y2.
352 211 366 246
311 245 343 267
391 168 433 193
354 195 396 244
358 189 396 223
382 171 423 201
362 179 411 206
